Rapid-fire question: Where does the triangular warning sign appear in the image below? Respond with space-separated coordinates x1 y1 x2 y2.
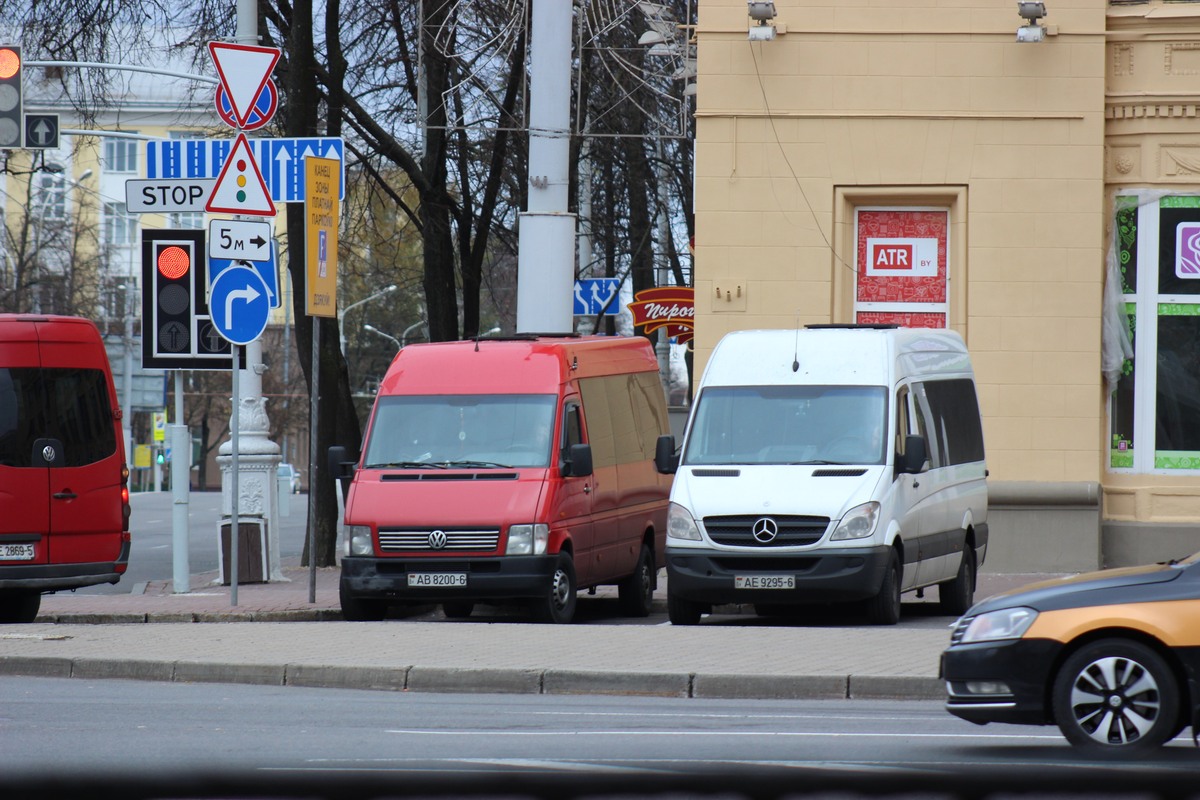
208 42 281 128
206 133 276 217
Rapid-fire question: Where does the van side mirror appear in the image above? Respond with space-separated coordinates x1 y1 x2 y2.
898 434 928 474
327 446 356 495
655 435 678 474
563 443 593 477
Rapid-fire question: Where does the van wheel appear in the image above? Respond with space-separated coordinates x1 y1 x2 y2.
1052 639 1180 753
667 592 703 625
442 602 475 619
0 590 41 623
533 552 577 624
864 550 901 625
617 544 655 617
938 548 976 617
338 580 387 622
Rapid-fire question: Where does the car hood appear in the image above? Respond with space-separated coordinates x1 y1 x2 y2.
672 464 885 522
968 560 1192 615
345 468 546 528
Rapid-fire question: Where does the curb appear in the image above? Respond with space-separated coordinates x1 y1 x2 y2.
0 655 944 702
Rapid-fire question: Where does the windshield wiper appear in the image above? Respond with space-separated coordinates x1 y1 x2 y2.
441 460 515 469
363 461 447 469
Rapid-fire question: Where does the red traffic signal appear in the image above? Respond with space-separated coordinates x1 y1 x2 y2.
156 245 191 279
0 48 20 80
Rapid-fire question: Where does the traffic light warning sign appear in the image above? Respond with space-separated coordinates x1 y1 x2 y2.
205 133 275 216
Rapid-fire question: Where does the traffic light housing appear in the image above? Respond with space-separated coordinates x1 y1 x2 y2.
0 45 23 149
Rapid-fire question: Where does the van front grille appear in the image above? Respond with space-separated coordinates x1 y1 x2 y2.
703 515 830 547
378 529 501 553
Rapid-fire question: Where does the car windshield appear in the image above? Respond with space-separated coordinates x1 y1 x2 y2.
682 385 888 466
362 394 558 469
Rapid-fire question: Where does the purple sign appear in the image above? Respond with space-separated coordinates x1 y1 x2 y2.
1177 222 1200 278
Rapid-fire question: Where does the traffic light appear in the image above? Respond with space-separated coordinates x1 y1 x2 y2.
0 45 22 149
141 229 208 370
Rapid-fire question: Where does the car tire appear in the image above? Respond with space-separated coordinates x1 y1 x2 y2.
1051 638 1181 753
864 549 901 625
442 602 475 619
938 547 975 617
0 590 41 623
338 580 387 622
532 552 577 624
617 544 655 617
667 592 703 626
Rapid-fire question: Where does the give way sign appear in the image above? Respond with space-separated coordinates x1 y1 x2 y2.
208 41 281 129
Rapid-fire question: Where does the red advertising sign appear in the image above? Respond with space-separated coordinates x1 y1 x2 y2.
627 287 694 344
855 208 949 328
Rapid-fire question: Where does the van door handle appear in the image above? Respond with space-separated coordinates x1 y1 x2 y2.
911 480 919 489
53 491 77 500
583 485 592 494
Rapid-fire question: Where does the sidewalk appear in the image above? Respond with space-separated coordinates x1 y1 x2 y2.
0 567 1073 702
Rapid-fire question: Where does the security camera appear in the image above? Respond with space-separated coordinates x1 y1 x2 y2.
1016 24 1046 43
748 1 777 22
1017 2 1046 22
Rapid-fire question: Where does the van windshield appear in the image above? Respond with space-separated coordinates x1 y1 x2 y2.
682 385 888 466
362 394 558 469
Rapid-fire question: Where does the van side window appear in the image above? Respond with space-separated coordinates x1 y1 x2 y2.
895 385 911 459
910 382 944 469
578 376 618 468
922 379 985 465
562 403 583 461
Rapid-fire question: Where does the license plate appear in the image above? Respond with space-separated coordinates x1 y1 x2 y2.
407 572 467 588
735 574 794 590
0 543 36 561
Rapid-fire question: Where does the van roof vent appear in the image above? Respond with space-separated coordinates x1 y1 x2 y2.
691 468 741 477
381 472 519 482
804 323 899 330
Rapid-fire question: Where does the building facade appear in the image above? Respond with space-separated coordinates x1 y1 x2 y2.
692 0 1200 570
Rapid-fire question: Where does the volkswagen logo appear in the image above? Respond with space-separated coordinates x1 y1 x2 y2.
41 445 56 463
751 517 779 543
427 530 448 550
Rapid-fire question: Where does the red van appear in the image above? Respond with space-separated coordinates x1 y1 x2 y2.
0 315 131 623
331 334 674 623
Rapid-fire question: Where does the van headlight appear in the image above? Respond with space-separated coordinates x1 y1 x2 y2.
507 524 549 555
830 502 880 541
346 525 374 556
667 502 702 541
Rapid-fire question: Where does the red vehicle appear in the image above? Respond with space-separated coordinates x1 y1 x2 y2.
0 315 131 623
332 334 674 623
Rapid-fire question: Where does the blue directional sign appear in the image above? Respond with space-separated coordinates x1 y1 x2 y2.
573 278 622 316
209 264 270 346
210 242 280 309
145 137 345 202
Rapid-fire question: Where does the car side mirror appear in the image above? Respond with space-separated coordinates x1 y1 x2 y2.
327 445 356 495
655 435 678 474
563 443 593 477
898 434 928 474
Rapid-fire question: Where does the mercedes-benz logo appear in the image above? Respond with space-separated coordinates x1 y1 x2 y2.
427 530 448 550
751 517 778 543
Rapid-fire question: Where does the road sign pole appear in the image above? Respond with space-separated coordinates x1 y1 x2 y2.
230 344 239 607
171 370 190 594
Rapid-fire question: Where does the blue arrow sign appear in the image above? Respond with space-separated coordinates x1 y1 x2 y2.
146 137 345 202
210 265 271 346
573 278 622 315
210 242 280 309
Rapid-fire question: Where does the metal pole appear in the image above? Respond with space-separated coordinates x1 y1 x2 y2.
230 345 240 607
308 317 319 604
171 370 190 593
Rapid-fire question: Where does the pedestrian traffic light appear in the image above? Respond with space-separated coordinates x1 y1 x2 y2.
0 45 23 149
141 229 209 370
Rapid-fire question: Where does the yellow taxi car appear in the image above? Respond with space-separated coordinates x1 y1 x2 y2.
941 555 1200 753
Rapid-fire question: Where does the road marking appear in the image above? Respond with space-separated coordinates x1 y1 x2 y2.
385 729 1060 740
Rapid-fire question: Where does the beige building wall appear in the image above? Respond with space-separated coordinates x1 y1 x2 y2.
692 1 1122 569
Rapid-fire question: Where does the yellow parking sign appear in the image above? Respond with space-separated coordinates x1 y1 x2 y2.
153 410 167 442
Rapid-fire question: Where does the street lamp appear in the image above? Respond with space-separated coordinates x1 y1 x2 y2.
339 284 398 356
363 323 401 351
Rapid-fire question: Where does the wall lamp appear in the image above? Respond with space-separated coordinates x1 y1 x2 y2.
1016 1 1047 43
748 1 777 42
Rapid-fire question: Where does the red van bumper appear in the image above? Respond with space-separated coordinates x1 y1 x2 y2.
341 554 559 603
